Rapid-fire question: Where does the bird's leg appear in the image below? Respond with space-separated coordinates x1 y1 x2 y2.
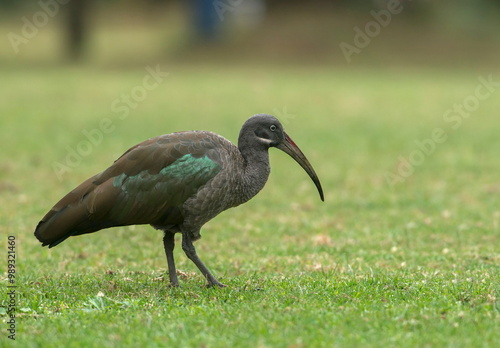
163 232 179 287
181 230 226 288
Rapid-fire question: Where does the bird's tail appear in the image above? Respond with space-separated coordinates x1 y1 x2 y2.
34 176 108 248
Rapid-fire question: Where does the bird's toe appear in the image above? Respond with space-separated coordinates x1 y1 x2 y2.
207 281 227 288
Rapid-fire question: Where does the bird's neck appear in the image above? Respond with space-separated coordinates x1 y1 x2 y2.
237 140 271 202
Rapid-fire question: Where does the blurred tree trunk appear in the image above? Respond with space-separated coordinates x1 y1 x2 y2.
66 0 87 60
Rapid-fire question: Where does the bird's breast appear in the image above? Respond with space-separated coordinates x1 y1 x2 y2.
180 147 270 236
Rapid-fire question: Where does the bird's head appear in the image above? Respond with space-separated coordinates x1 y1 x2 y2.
240 114 324 201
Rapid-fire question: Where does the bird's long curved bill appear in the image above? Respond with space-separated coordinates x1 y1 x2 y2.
276 132 324 201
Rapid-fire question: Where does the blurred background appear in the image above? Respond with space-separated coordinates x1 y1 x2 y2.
1 0 499 66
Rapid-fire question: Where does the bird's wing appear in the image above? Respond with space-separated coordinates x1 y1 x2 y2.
34 132 223 247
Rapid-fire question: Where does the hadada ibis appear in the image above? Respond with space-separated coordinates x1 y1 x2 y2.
34 114 324 287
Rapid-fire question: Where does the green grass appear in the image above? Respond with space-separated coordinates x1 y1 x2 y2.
1 64 499 347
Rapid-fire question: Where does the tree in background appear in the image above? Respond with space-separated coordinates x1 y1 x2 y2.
66 0 88 60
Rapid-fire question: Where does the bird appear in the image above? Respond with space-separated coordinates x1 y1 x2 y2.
34 114 324 287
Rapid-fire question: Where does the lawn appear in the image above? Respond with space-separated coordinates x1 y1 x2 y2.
1 63 499 347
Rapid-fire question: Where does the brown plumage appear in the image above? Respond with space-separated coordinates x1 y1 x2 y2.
35 114 324 287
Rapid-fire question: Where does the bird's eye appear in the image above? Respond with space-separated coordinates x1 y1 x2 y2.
269 125 277 132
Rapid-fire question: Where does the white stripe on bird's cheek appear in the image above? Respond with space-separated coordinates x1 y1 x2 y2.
256 137 273 145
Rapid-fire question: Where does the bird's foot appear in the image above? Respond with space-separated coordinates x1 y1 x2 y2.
167 281 180 288
207 280 227 288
